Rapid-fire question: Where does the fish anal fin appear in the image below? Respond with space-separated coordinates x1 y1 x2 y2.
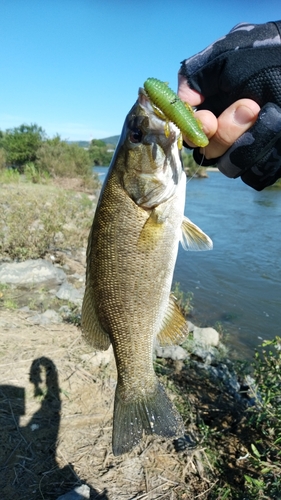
181 216 213 251
81 285 111 350
112 380 184 456
157 295 189 346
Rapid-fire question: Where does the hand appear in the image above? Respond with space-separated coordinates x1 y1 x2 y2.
178 21 281 190
178 76 260 159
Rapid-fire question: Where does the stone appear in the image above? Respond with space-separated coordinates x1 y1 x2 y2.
54 231 64 243
193 326 219 347
187 320 195 333
56 281 84 305
0 259 66 285
155 345 188 361
29 309 62 325
56 484 90 500
191 344 218 363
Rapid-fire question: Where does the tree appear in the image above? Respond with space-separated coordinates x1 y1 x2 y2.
88 139 114 166
0 123 46 171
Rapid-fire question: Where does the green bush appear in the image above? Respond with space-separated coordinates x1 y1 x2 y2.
0 148 7 170
24 162 50 184
88 138 113 166
0 168 20 183
35 138 92 178
0 124 45 171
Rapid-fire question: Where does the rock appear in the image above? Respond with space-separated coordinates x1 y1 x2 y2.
0 259 66 285
80 345 114 367
206 363 240 393
191 344 218 364
18 306 31 313
59 305 72 314
155 345 188 361
69 273 84 282
29 309 62 325
54 231 65 243
193 326 219 347
56 281 84 305
56 484 90 500
187 320 195 332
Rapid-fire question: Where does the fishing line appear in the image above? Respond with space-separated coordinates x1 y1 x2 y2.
186 147 205 185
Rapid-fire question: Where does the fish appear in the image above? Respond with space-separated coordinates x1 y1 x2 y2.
81 87 213 456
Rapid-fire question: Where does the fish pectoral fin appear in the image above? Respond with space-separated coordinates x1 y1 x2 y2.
112 379 184 456
81 285 111 350
157 295 189 346
181 216 213 251
138 209 165 249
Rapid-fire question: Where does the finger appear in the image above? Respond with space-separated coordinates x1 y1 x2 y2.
203 99 261 159
177 74 204 106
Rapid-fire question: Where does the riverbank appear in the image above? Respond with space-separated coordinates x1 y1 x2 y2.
0 251 255 500
0 177 280 499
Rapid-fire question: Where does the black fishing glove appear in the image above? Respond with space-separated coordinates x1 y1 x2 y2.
179 21 281 190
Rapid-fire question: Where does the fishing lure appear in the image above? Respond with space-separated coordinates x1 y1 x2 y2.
143 77 209 148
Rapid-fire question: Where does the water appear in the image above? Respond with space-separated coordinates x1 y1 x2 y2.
94 166 109 184
93 167 281 359
174 172 281 359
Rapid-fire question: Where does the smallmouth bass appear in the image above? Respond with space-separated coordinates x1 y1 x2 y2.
82 88 212 455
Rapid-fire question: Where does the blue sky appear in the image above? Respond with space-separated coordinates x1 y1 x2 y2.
0 1 280 141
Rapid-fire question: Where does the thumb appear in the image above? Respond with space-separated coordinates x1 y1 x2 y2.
204 99 260 159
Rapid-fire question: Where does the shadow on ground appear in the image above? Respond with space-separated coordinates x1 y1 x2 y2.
0 356 108 500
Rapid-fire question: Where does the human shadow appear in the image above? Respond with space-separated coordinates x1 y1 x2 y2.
0 356 108 500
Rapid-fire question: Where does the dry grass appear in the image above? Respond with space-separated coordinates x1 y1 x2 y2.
0 180 98 260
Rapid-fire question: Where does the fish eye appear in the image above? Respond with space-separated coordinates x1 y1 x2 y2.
129 127 143 143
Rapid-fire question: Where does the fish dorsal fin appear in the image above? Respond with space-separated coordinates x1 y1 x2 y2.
181 216 213 251
81 285 111 350
157 295 189 346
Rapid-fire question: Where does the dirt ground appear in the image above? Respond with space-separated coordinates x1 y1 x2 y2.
0 307 201 500
0 298 256 500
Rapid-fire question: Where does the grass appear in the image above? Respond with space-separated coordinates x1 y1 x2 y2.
242 337 281 498
204 337 281 499
154 335 281 499
0 174 98 260
172 281 193 316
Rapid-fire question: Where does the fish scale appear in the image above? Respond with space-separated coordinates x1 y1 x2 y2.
82 88 212 455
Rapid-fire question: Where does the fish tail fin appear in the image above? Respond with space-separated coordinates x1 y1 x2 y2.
112 380 184 456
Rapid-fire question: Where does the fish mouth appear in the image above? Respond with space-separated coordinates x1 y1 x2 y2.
138 87 164 121
138 87 180 144
138 87 151 106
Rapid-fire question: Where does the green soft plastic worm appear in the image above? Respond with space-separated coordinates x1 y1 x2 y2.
143 77 209 147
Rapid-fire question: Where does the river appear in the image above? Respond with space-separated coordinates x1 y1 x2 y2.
94 166 281 359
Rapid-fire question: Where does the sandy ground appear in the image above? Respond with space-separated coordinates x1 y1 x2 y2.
0 306 219 500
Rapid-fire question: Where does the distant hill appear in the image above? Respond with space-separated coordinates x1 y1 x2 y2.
100 135 120 146
68 135 120 149
70 140 90 148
